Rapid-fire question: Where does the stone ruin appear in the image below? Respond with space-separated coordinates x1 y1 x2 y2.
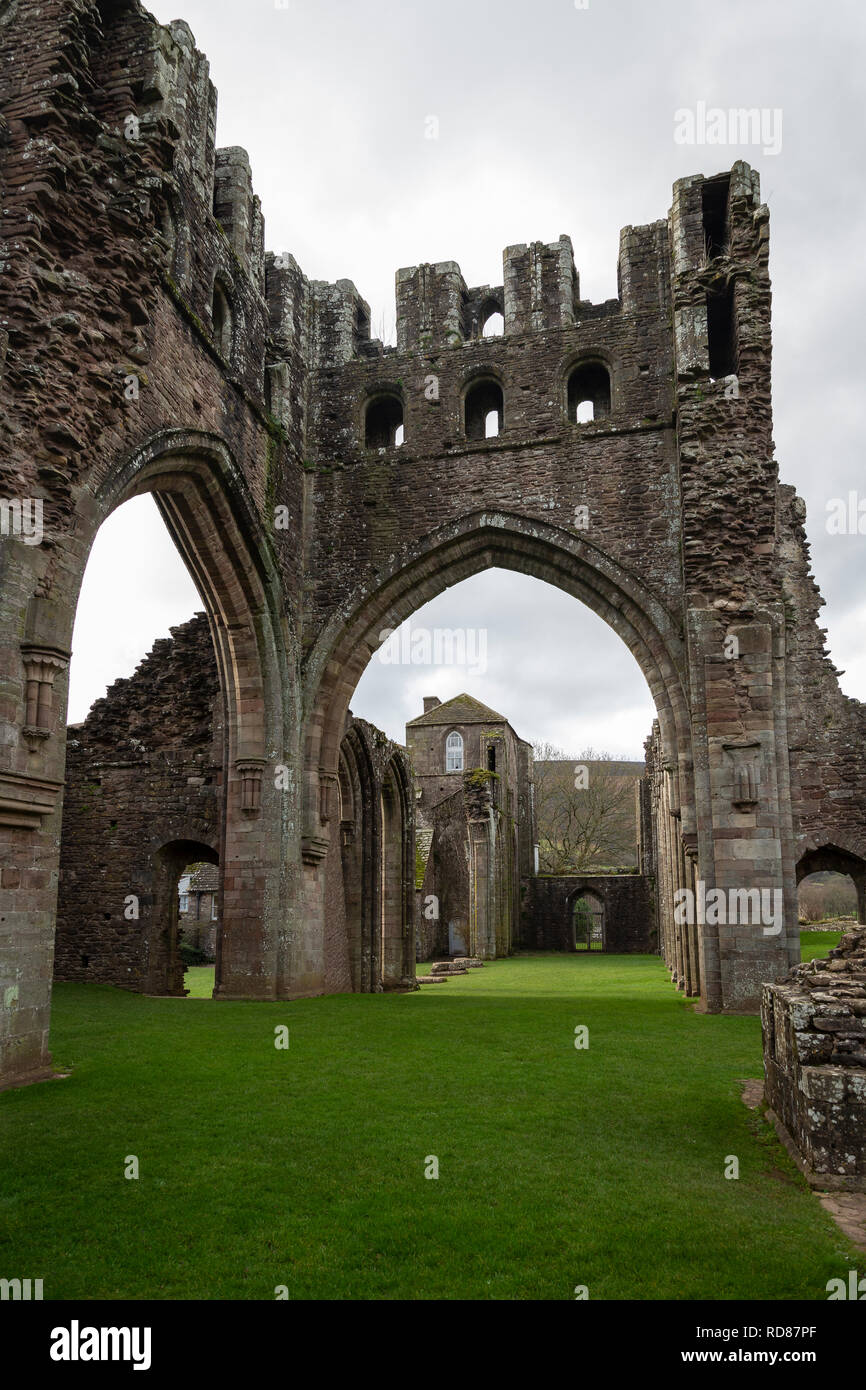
2 0 866 1090
763 926 866 1189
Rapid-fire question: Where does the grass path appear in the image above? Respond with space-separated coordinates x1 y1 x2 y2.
0 947 853 1300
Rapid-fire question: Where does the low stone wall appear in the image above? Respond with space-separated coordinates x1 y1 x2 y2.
762 926 866 1190
522 874 655 953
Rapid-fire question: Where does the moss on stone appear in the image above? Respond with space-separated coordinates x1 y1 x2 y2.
464 767 500 787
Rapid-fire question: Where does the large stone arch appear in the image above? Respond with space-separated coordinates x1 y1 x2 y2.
4 0 864 1084
81 432 297 1000
302 509 691 820
297 508 723 1003
0 429 298 1084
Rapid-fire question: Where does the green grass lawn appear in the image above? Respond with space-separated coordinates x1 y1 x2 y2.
184 964 218 998
0 950 855 1301
799 929 842 962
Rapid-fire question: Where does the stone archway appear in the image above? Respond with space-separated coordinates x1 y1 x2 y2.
570 889 605 952
83 435 295 1001
0 431 296 1085
795 839 866 925
299 511 702 986
152 839 219 996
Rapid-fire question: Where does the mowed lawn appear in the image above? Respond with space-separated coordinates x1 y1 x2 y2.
0 945 854 1301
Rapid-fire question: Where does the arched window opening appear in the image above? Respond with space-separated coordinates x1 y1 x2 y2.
482 311 504 338
573 892 604 951
365 394 404 448
567 362 611 424
211 281 233 361
445 731 464 772
465 379 504 441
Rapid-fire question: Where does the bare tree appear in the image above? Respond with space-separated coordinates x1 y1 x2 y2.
532 741 639 874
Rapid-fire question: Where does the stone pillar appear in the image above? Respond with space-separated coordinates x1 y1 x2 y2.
0 595 71 1089
687 608 794 1011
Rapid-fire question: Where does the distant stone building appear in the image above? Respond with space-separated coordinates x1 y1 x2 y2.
408 694 534 960
178 863 220 959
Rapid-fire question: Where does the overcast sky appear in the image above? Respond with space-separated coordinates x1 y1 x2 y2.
68 0 866 758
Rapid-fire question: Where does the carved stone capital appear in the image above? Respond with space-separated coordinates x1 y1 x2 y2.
235 758 266 814
19 642 69 752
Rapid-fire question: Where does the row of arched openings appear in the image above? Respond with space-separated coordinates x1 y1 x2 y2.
364 361 612 448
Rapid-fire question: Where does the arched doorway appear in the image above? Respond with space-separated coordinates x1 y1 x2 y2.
572 890 605 951
154 840 219 995
337 722 415 993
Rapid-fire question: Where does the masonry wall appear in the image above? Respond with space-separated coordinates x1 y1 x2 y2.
0 0 307 1081
762 926 866 1189
524 875 655 953
416 787 469 959
56 613 223 992
644 720 700 995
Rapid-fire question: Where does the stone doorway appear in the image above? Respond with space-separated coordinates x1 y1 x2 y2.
573 892 605 952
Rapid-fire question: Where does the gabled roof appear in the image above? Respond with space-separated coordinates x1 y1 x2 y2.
188 864 220 892
407 693 509 728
